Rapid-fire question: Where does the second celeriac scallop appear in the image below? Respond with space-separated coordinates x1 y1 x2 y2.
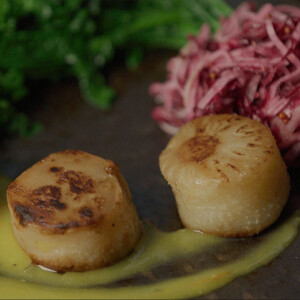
159 114 290 237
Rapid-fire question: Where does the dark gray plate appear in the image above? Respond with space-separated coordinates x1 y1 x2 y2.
0 1 299 298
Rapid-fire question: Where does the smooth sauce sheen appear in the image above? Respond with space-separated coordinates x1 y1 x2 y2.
0 176 299 299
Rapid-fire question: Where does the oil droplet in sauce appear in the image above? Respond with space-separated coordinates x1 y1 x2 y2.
0 176 299 299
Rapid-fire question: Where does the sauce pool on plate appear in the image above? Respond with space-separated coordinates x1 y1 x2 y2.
0 176 299 299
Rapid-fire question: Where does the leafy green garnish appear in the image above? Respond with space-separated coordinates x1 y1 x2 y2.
0 0 232 138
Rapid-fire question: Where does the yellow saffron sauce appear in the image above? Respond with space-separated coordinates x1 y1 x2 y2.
0 176 299 299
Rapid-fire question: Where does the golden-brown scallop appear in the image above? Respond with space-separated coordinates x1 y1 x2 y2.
159 114 290 237
7 150 142 272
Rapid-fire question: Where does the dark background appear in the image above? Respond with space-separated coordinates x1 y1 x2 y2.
0 1 299 299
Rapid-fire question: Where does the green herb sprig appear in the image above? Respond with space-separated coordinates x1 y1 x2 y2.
0 0 231 138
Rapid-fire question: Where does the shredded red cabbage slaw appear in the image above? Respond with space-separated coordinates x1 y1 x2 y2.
150 3 300 165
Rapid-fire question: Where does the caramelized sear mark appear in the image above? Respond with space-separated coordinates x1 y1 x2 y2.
14 205 35 225
225 116 242 123
50 167 61 173
219 125 230 132
227 163 240 173
183 135 219 163
235 124 248 133
7 182 24 194
233 117 242 121
52 215 103 234
31 185 66 211
216 168 229 182
105 160 120 175
264 149 273 154
52 221 80 233
10 185 66 227
52 201 66 210
32 185 61 198
232 151 245 156
79 207 93 218
58 170 94 194
247 143 256 147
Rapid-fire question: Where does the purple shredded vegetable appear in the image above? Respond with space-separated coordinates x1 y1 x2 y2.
150 3 300 166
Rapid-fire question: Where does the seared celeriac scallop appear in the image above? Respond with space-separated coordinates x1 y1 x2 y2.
159 114 290 237
7 150 142 272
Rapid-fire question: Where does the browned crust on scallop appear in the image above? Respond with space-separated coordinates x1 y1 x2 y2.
6 150 121 233
160 114 279 188
182 136 219 163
